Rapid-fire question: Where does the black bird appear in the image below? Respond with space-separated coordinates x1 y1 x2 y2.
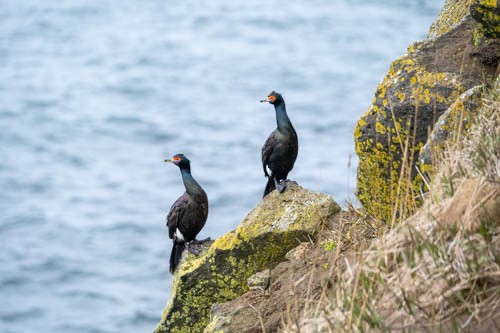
165 154 209 274
260 91 298 197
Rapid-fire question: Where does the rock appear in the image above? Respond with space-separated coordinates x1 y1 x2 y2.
204 303 238 333
285 242 309 262
154 183 340 333
428 0 471 39
203 293 263 333
420 85 484 173
203 241 339 333
247 269 270 291
354 0 500 221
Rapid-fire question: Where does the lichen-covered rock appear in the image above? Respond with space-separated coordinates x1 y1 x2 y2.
203 304 234 333
354 58 465 221
420 85 484 173
429 0 471 39
428 0 500 40
354 0 500 222
203 239 338 333
247 269 270 291
471 0 500 38
154 183 339 333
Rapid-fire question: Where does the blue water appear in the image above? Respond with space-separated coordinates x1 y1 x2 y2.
0 1 444 332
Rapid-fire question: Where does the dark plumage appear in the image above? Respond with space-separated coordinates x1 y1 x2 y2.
165 154 209 274
260 91 298 197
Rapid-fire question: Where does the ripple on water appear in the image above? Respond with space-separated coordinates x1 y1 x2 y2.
0 307 44 322
0 276 31 288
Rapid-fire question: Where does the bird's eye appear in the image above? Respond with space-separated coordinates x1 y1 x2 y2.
268 96 276 102
172 157 181 162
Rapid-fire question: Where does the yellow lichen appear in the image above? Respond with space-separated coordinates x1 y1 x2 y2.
355 53 465 222
379 86 387 99
155 185 339 333
375 122 386 135
407 44 415 54
396 92 406 102
354 123 363 139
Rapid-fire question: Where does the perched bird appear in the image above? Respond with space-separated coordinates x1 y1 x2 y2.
165 154 209 274
260 91 298 197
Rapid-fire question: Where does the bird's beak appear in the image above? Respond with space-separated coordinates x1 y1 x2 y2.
165 158 172 163
260 97 270 103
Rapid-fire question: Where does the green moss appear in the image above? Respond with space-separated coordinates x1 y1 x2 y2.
473 27 484 47
355 55 465 222
324 239 336 251
154 184 339 333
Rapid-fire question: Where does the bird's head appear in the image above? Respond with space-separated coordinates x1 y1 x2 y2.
260 91 284 105
165 153 191 169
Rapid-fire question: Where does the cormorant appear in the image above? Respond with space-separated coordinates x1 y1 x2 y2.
260 91 298 197
165 153 209 274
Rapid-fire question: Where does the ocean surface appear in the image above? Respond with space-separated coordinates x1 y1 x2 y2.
0 1 444 332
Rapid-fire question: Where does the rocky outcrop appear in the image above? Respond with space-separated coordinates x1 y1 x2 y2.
203 79 500 332
419 85 484 173
152 1 499 332
203 240 343 333
204 249 311 333
354 0 500 221
154 183 340 333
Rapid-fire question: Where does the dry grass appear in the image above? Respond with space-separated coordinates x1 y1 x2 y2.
284 78 500 332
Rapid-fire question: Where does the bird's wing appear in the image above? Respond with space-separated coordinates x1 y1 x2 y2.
262 130 277 177
166 193 189 239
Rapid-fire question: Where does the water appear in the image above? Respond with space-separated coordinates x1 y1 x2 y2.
0 1 444 332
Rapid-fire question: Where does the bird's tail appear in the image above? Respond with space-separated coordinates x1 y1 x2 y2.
263 177 275 197
169 242 185 274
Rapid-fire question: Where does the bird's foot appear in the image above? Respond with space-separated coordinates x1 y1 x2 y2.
190 237 211 245
277 179 287 193
273 178 283 193
186 242 201 255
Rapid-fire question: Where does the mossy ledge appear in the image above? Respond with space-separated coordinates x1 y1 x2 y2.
154 183 340 333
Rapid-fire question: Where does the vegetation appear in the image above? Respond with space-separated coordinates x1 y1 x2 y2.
284 78 500 332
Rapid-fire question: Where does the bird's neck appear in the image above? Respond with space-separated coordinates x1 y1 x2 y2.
180 168 205 197
274 102 294 132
